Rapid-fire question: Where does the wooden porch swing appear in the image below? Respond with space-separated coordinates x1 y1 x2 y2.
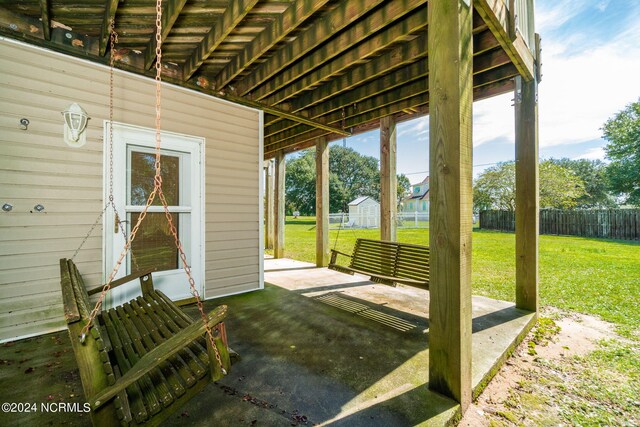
59 5 232 425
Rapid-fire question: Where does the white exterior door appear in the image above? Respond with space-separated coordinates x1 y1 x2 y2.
105 123 204 307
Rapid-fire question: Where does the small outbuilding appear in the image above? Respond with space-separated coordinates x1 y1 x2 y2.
348 196 380 228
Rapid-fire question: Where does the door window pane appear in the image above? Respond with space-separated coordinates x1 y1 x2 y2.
129 212 179 272
130 152 180 206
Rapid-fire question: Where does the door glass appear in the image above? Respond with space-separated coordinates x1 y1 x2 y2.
127 149 187 273
129 152 180 206
130 212 179 272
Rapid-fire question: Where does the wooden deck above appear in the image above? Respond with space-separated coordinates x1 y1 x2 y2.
0 0 537 158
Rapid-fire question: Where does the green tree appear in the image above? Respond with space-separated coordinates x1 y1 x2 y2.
284 151 316 215
397 174 411 206
285 146 407 214
473 162 516 211
602 100 640 206
548 158 616 208
473 160 586 211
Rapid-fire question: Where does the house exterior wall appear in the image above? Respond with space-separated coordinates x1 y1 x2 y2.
0 39 263 342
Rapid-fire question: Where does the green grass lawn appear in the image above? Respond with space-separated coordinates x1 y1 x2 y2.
267 216 640 337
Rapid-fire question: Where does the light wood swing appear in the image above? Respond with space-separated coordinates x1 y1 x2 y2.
59 5 232 425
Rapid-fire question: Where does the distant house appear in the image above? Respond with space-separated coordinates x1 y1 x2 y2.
401 176 430 212
348 196 380 228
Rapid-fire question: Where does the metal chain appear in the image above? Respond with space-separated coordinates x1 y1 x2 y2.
72 19 124 263
81 3 225 374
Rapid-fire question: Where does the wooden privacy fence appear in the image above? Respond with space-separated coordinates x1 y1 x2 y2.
480 209 640 240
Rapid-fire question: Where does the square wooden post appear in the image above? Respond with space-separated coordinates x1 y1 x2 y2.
515 75 539 312
265 160 275 249
428 0 473 410
273 151 286 259
380 115 397 242
315 137 330 266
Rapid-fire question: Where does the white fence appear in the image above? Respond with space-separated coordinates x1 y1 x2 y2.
329 211 430 229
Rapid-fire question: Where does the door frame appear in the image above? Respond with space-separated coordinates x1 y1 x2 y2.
103 121 205 306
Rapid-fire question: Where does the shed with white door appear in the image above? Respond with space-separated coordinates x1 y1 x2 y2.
348 196 380 228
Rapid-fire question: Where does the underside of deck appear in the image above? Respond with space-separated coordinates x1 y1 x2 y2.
0 258 535 426
0 0 536 157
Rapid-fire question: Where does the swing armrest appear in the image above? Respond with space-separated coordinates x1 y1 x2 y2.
90 305 228 411
330 249 352 258
86 268 156 296
329 249 352 265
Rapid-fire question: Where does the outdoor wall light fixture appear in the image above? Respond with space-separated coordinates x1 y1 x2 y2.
62 103 90 147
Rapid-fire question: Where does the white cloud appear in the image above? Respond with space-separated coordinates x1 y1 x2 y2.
470 2 640 152
472 94 515 147
398 119 428 138
573 147 606 161
537 0 589 34
538 36 640 147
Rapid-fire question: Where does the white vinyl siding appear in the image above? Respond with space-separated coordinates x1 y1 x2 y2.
0 38 262 342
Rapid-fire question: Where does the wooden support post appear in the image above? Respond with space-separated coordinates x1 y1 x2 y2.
315 137 330 266
273 152 286 259
428 0 473 411
515 75 539 312
265 160 275 250
380 116 397 242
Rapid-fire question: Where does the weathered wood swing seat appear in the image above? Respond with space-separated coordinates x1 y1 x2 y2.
328 238 430 289
60 258 232 426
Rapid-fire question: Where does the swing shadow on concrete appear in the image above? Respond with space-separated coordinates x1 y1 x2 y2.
175 258 535 426
0 257 534 426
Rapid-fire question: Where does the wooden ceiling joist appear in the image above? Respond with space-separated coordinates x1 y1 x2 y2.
220 93 351 137
183 0 260 80
38 0 49 41
264 61 428 138
264 64 518 152
292 33 427 112
253 0 428 102
0 0 535 156
144 0 189 69
99 0 120 56
265 45 511 139
213 0 331 90
235 0 387 96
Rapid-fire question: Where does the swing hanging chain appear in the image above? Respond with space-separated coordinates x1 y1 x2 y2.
80 3 226 374
71 19 119 262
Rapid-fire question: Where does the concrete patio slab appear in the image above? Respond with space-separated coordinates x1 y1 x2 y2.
0 258 535 426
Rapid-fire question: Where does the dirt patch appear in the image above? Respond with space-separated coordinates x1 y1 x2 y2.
460 307 623 426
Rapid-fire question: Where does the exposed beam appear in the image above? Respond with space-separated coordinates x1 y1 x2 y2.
515 75 539 312
290 33 427 112
235 0 386 96
263 78 515 158
286 29 499 115
266 89 429 147
214 0 330 90
99 0 120 57
183 0 260 80
39 0 50 41
144 0 189 69
254 0 428 102
219 92 350 137
265 61 428 138
476 0 535 81
266 54 514 142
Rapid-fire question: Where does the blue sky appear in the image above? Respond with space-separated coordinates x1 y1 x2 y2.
326 0 640 184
